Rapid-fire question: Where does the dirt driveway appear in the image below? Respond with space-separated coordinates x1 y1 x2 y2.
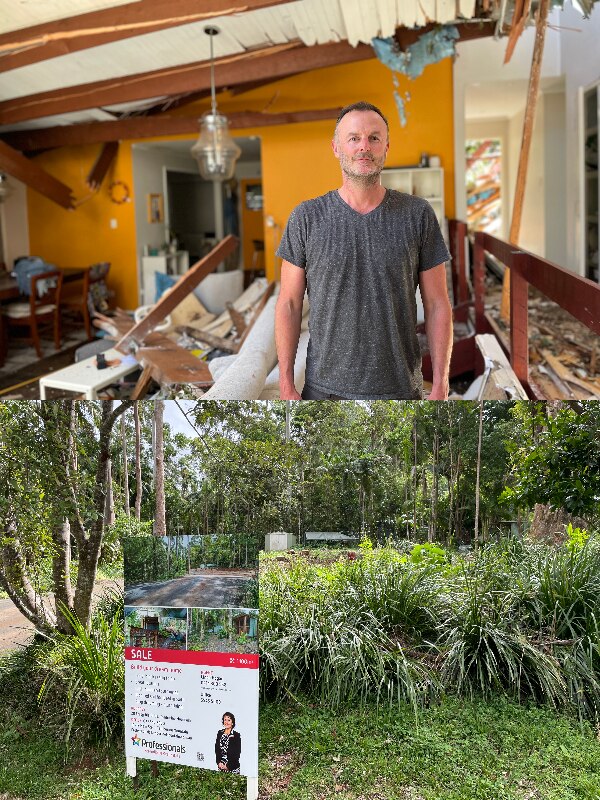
124 570 256 608
0 579 123 655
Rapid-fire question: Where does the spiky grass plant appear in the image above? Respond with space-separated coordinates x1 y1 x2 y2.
440 567 566 707
332 548 444 641
38 603 124 753
530 541 600 640
260 554 439 709
260 600 438 710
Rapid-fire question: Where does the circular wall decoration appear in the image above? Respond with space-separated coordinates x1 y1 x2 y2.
108 180 130 204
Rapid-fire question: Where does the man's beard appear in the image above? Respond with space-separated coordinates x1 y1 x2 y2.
339 152 385 186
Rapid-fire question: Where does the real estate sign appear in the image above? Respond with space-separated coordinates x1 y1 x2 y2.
124 644 259 775
123 534 260 781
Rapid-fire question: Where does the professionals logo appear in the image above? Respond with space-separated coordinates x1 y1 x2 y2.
131 734 141 746
140 739 186 754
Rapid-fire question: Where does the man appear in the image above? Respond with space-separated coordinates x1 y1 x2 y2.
275 101 453 400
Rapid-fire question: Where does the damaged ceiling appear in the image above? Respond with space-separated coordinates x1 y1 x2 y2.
0 0 597 207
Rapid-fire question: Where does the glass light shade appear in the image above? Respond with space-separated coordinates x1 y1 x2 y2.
191 113 241 181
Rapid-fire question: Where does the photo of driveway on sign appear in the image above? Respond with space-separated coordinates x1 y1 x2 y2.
125 569 257 609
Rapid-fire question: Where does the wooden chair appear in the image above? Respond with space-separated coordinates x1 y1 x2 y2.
3 270 63 358
61 262 110 341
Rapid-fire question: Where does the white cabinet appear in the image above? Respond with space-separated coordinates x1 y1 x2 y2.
380 166 445 227
140 251 189 306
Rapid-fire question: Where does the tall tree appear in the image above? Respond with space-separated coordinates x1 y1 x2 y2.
153 400 167 538
0 400 133 633
134 401 143 521
122 412 130 518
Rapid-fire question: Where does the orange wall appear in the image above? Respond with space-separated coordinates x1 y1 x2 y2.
27 56 454 306
28 143 139 309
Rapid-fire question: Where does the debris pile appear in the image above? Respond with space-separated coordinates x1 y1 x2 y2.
486 285 600 400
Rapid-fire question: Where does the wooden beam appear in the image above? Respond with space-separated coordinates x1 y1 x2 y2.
0 41 374 125
116 235 238 353
0 140 74 209
394 19 495 50
0 0 290 72
86 141 118 190
500 0 550 320
136 337 214 387
3 108 342 151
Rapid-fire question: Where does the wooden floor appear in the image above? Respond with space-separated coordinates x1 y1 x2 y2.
0 330 89 399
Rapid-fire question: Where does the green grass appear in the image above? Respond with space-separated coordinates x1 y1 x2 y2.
1 698 600 799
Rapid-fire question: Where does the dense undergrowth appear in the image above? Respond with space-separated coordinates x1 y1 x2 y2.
0 587 125 756
260 535 600 723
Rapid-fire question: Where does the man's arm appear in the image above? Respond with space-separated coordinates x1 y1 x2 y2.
275 260 307 400
419 263 453 400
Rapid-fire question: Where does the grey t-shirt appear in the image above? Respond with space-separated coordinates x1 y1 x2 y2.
276 189 450 399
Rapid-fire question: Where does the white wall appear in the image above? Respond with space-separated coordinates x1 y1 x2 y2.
0 177 29 268
454 12 562 228
464 118 510 240
132 143 198 298
543 89 567 267
455 4 600 274
558 2 600 273
132 144 198 252
507 100 546 256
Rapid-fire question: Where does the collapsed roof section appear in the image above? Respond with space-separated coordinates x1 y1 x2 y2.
0 0 597 206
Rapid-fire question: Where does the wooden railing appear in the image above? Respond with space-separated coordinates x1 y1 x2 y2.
468 229 600 397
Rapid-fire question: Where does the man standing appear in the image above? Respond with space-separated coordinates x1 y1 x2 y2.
275 101 453 400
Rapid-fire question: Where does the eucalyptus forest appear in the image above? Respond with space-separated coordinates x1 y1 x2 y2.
0 399 599 800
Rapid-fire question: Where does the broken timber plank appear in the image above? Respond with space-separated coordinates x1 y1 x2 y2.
541 350 600 399
500 0 550 321
226 303 247 337
116 235 238 354
86 141 118 190
175 326 238 353
475 333 529 399
177 282 275 354
135 335 213 387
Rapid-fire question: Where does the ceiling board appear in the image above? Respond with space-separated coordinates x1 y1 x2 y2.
0 0 132 35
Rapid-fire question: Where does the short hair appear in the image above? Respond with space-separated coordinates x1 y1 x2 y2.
335 102 389 136
222 712 236 727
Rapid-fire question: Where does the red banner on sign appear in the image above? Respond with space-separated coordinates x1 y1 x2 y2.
125 647 259 669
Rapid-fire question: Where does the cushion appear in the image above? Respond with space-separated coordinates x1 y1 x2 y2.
155 271 177 302
4 302 56 318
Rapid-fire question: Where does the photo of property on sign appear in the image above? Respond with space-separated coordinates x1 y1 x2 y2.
123 535 259 778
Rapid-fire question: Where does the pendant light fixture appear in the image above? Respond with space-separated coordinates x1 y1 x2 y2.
191 26 241 183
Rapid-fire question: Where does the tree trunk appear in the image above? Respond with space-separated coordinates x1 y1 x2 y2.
122 413 130 518
528 504 588 544
52 519 75 634
104 457 115 527
474 401 484 550
154 400 167 537
430 415 439 543
134 401 143 521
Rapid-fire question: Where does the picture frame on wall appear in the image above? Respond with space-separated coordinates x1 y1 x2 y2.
148 193 164 223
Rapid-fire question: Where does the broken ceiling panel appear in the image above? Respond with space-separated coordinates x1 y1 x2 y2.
249 6 294 43
286 1 319 46
0 0 131 35
372 26 460 79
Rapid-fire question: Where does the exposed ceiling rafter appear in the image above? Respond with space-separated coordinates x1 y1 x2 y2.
2 108 342 152
0 140 75 208
0 40 373 126
0 0 290 73
86 141 119 190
